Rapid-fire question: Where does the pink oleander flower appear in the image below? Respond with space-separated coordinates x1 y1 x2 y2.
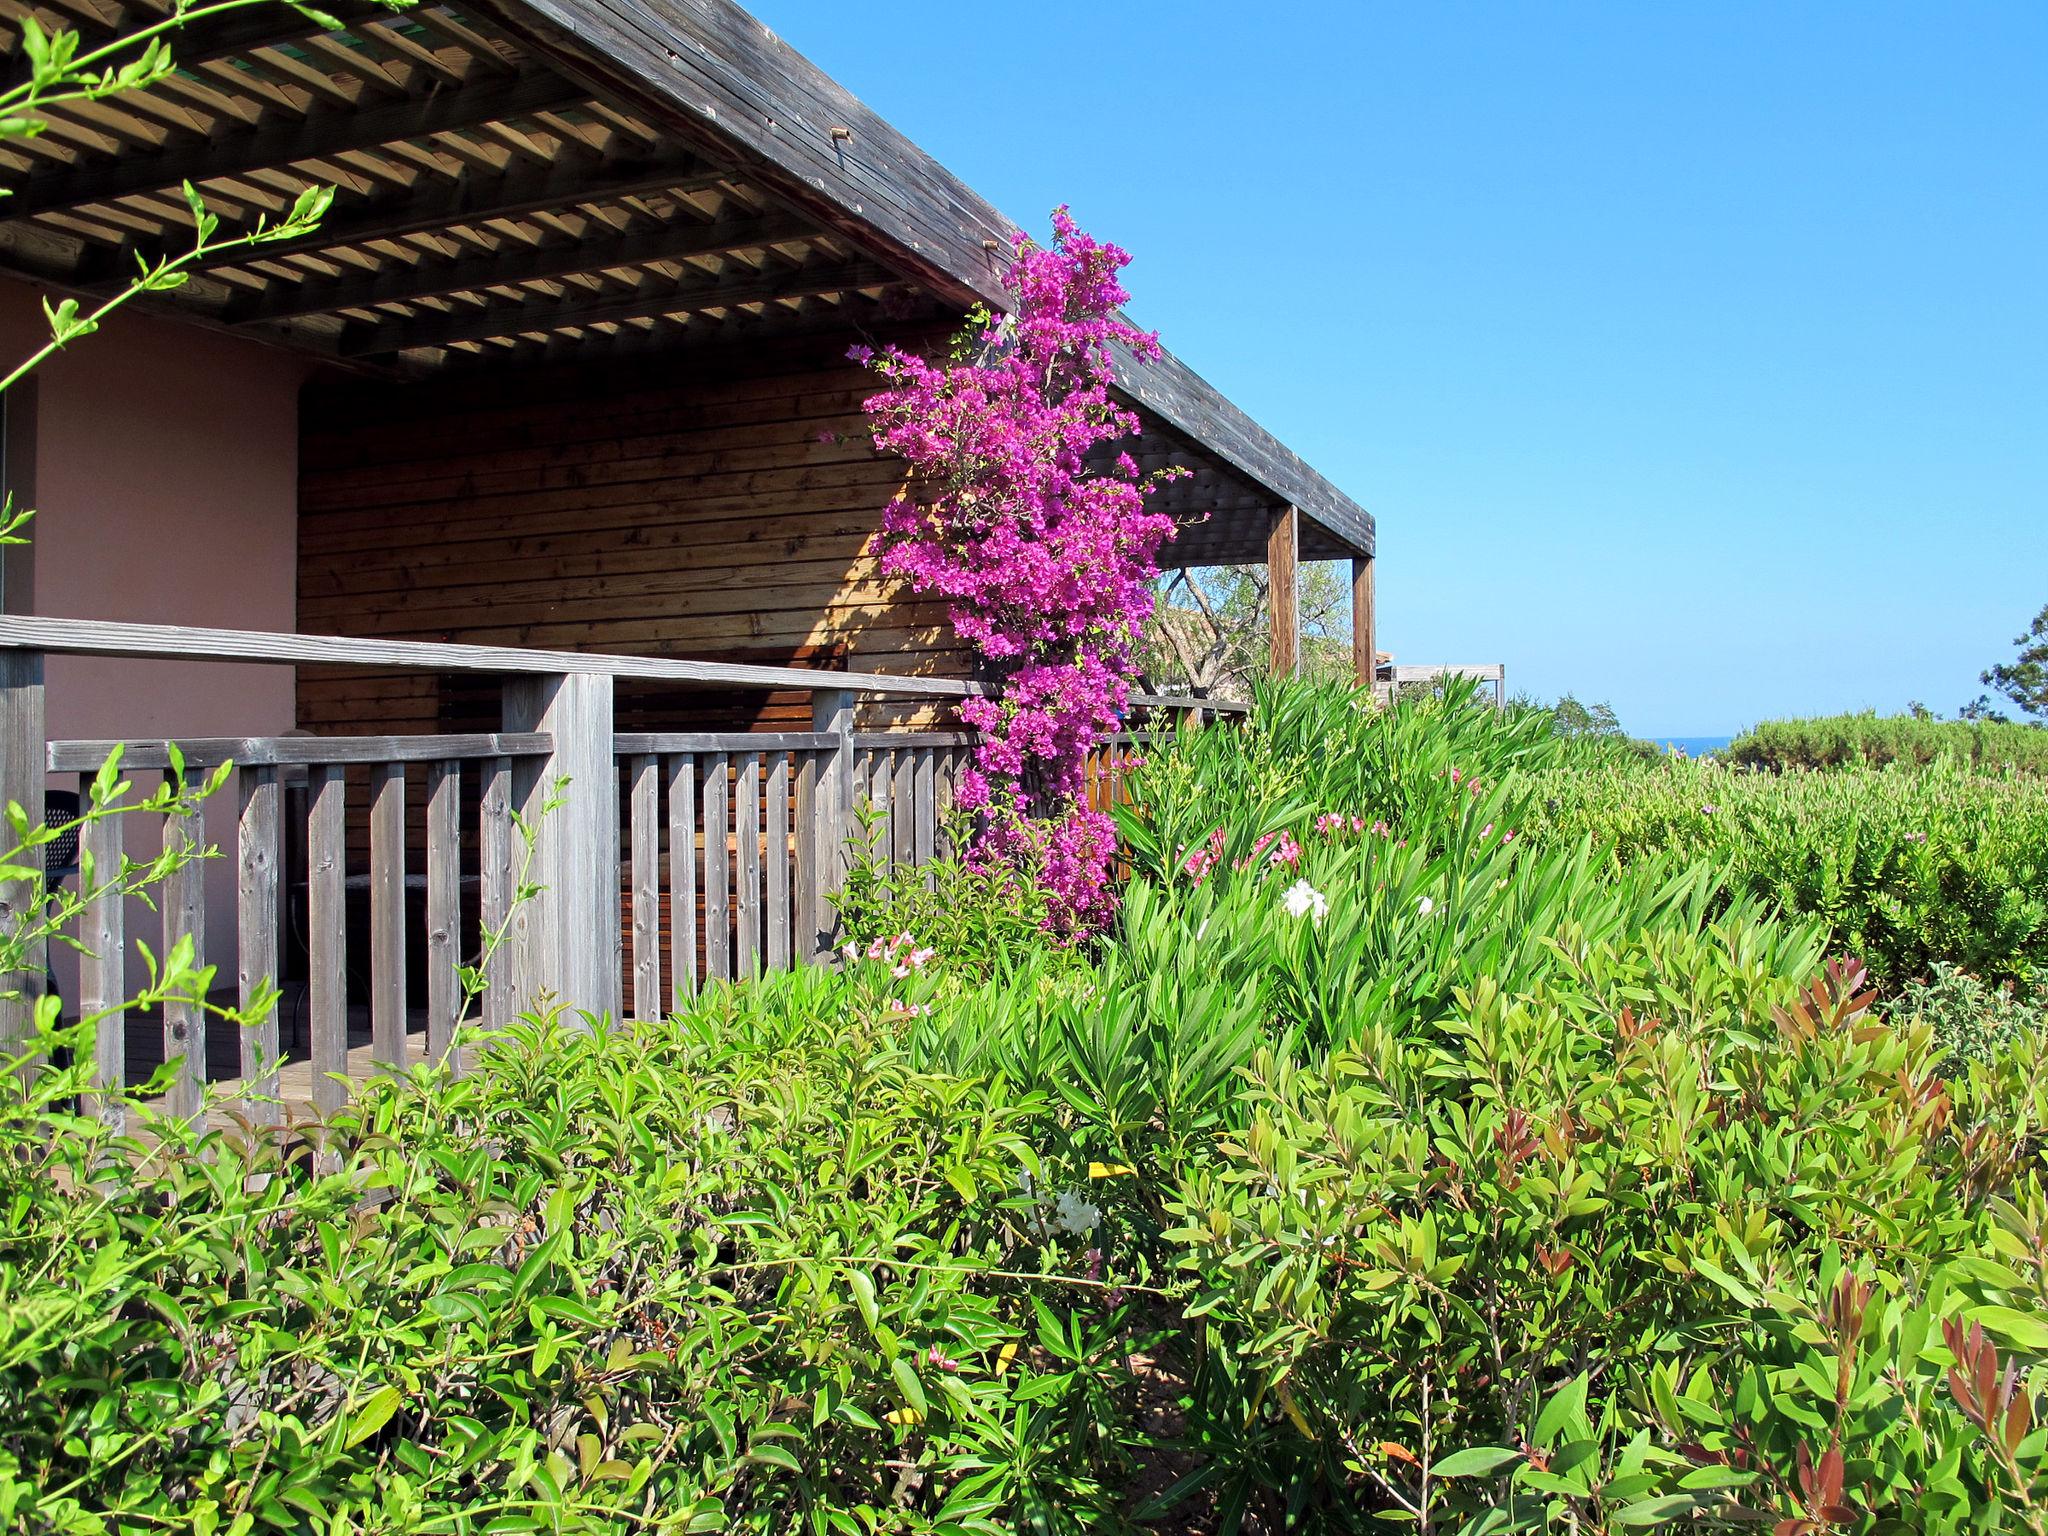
1371 820 1391 838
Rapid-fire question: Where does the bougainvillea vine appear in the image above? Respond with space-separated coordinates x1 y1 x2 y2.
853 208 1179 932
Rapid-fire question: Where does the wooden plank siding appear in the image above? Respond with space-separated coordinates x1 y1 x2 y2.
297 349 976 741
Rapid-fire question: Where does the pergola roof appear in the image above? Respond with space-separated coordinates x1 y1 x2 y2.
0 0 1372 563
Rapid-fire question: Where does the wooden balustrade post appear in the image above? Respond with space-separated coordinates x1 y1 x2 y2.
0 648 45 1051
808 687 854 961
502 672 619 1021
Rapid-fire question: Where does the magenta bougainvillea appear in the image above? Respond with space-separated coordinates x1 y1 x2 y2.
853 209 1178 932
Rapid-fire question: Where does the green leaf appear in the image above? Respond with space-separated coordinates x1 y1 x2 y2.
1611 1496 1701 1525
846 1267 879 1334
1969 1305 2048 1353
890 1357 928 1415
342 1384 401 1449
1428 1446 1521 1478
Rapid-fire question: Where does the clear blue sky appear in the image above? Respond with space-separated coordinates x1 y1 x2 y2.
754 0 2046 738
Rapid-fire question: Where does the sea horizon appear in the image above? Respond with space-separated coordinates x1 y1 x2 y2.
1653 735 1736 757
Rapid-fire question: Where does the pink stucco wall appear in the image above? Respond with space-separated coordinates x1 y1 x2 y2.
0 276 307 976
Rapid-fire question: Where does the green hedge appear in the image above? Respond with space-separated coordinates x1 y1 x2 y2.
1727 712 2048 774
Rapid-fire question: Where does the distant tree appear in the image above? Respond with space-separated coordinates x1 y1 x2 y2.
1141 562 1353 697
1979 603 2048 723
1551 694 1624 739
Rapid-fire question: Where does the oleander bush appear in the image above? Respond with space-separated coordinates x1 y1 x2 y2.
1728 712 2048 775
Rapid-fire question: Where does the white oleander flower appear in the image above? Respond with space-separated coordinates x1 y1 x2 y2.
1280 879 1329 924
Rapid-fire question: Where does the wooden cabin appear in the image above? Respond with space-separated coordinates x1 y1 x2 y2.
0 0 1375 1123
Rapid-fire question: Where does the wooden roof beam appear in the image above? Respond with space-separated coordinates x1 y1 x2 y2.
223 204 816 322
0 0 398 92
1 65 581 218
340 256 892 355
65 147 730 286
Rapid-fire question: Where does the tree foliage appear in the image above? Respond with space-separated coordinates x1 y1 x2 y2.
1982 602 2048 723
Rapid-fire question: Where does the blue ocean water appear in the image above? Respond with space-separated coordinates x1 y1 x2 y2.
1655 736 1735 758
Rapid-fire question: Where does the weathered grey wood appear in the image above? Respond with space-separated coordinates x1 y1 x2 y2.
666 754 697 999
502 673 621 1020
308 766 349 1139
478 756 515 1029
701 752 729 982
161 782 206 1123
425 759 463 1068
0 650 44 1051
913 748 936 883
0 616 977 698
617 730 841 753
1351 555 1377 692
793 749 820 966
933 747 958 859
236 766 282 1124
891 747 915 869
851 731 980 748
629 753 661 1018
765 752 790 971
1268 504 1300 679
869 749 894 870
46 732 551 772
809 688 855 961
77 786 124 1129
734 753 761 977
368 763 407 1072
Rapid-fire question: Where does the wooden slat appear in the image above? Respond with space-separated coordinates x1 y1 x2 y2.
890 747 914 869
666 753 696 999
341 259 893 358
76 784 123 1129
425 758 462 1067
478 755 515 1028
912 747 935 884
629 752 661 1018
792 746 819 965
46 731 552 771
236 765 282 1124
734 752 760 977
161 782 206 1122
7 69 582 218
765 751 789 971
368 762 406 1071
701 750 728 983
308 765 348 1140
0 650 42 1051
615 730 840 753
233 208 817 324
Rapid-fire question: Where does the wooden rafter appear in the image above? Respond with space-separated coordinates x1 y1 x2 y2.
7 67 581 217
340 256 891 356
67 151 730 286
225 204 814 322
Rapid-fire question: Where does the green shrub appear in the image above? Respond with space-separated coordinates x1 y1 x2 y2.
1727 712 2048 774
1895 963 2048 1070
0 991 1164 1535
1165 957 2048 1531
1526 752 2048 986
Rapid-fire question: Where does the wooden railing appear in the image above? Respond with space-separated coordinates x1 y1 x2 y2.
1374 663 1507 709
0 616 1235 1125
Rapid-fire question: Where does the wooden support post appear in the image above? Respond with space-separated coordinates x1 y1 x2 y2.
425 759 462 1067
0 649 44 1052
1268 505 1300 679
502 672 619 1022
368 761 406 1072
1351 554 1376 692
809 688 854 961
